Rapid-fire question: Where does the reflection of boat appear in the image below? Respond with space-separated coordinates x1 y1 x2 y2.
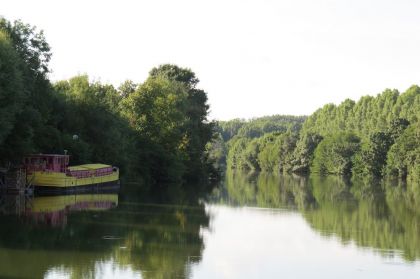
24 154 119 193
26 194 119 227
30 194 119 212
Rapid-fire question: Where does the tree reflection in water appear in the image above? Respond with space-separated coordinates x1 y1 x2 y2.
0 182 211 279
221 170 420 262
0 173 419 278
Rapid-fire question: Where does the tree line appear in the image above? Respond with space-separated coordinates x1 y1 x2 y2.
210 86 420 182
0 18 217 186
207 115 306 171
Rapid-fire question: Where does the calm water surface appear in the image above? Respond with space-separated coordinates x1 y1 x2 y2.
0 173 419 278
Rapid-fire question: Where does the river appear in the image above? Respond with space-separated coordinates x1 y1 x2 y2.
0 172 419 278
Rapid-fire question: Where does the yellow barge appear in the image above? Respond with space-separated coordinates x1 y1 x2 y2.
24 154 119 193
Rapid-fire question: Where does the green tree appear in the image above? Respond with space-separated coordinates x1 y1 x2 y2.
53 75 134 168
0 30 24 148
312 132 361 175
0 18 54 162
386 123 420 179
353 131 393 177
149 64 216 181
118 80 137 98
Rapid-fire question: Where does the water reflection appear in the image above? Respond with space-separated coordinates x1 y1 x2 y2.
216 171 317 210
219 171 420 262
28 194 118 227
0 174 419 278
0 185 210 279
0 193 121 278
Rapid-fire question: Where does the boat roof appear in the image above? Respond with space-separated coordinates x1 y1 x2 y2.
68 164 111 171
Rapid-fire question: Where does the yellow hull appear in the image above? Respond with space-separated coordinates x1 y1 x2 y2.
28 169 119 188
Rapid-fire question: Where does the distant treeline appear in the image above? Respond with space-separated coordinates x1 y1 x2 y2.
210 87 420 182
0 18 217 186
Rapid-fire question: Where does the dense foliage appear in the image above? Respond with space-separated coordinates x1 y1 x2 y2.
217 84 420 181
311 132 360 175
0 18 216 186
208 115 306 172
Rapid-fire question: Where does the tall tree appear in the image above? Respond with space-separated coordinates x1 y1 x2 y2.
149 64 215 181
0 18 54 162
0 30 24 148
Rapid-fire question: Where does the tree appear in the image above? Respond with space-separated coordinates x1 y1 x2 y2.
0 18 54 163
388 118 410 142
290 132 323 174
312 132 361 175
386 123 420 179
53 75 135 167
121 76 188 147
118 80 137 98
0 18 51 76
149 64 215 181
353 132 393 177
0 30 24 147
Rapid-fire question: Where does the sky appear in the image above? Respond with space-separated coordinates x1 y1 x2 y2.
2 0 420 120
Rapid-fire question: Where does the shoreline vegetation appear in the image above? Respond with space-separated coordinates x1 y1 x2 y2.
0 18 217 190
209 88 420 184
2 18 420 193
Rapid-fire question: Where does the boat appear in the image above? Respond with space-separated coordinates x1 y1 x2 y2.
24 154 119 193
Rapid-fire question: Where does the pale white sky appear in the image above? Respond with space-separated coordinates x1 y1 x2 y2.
3 0 420 120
